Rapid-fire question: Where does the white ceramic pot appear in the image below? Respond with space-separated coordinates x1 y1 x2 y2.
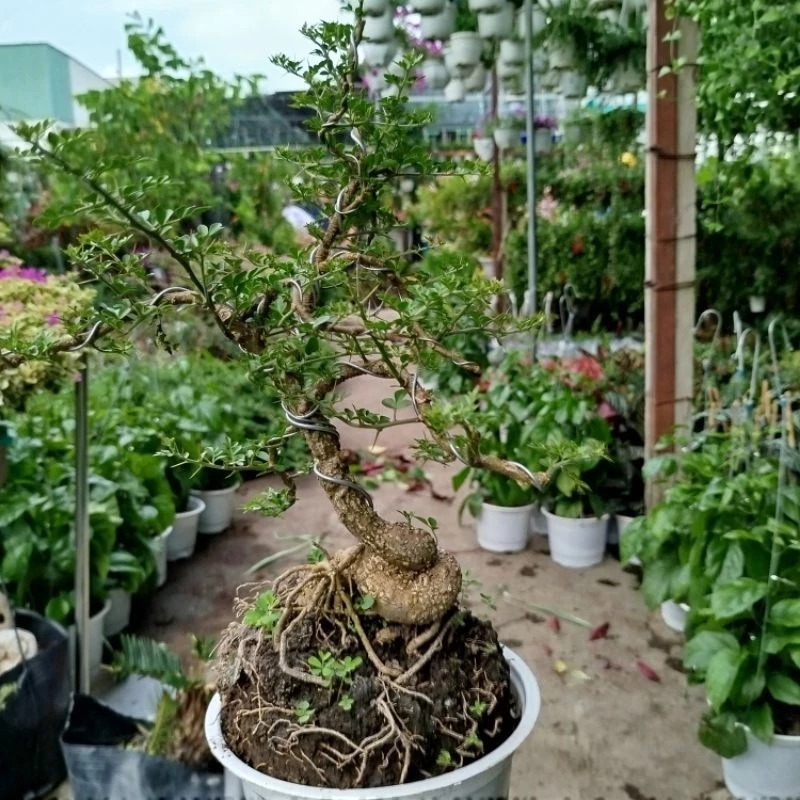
548 44 575 70
476 502 532 553
749 296 766 314
192 482 240 535
543 509 608 568
103 588 131 637
167 495 206 561
499 39 525 67
68 600 111 679
464 63 488 91
560 71 587 98
363 9 395 42
469 0 505 10
496 60 520 80
534 128 552 153
722 729 800 800
363 0 388 14
444 77 466 102
517 6 546 36
478 3 514 38
529 505 548 536
660 600 689 633
420 57 449 91
150 526 171 588
493 127 519 150
419 3 456 39
448 32 483 73
411 0 446 12
360 41 395 67
206 646 541 800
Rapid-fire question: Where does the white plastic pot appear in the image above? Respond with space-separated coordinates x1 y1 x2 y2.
540 70 560 90
616 514 642 566
543 509 608 568
363 0 389 14
68 600 111 679
411 0 446 12
468 0 505 10
749 296 766 314
448 32 483 73
103 588 131 637
722 729 800 800
548 44 575 70
517 6 546 36
420 57 449 90
534 128 552 154
150 526 171 588
464 62 488 91
206 646 541 800
559 71 587 98
444 77 466 102
192 481 240 535
532 51 548 74
478 3 514 38
419 3 456 39
476 502 532 553
660 600 689 633
529 505 548 536
493 127 519 150
360 41 396 67
477 254 495 277
363 9 395 42
167 495 206 561
499 39 525 67
496 60 520 81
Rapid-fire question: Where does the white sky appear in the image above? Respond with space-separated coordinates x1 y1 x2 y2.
0 0 346 90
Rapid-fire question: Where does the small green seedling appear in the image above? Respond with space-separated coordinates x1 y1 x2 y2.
463 732 483 751
354 594 375 613
307 543 325 564
436 749 454 768
334 654 363 683
294 700 314 724
338 694 354 711
469 699 488 718
243 590 281 631
308 651 336 686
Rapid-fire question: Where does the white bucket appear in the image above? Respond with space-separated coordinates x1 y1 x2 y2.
103 588 131 637
476 502 533 553
192 483 240 535
722 728 800 800
660 600 689 633
205 647 540 800
167 496 205 561
68 599 111 679
150 526 172 587
543 509 608 568
529 505 547 536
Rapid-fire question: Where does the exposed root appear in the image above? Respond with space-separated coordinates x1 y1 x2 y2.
396 612 459 686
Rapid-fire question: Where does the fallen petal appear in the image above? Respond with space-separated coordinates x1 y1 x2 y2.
554 659 568 674
546 617 561 633
636 660 661 682
589 622 610 641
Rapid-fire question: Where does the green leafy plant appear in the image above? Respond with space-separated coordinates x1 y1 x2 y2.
243 590 282 631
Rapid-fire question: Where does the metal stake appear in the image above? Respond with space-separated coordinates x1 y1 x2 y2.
74 355 91 694
523 0 539 347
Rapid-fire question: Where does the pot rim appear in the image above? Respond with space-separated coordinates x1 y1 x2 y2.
206 646 540 798
154 524 173 542
542 508 610 523
176 495 206 517
481 501 535 513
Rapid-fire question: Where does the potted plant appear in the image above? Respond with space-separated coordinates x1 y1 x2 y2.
472 125 496 161
492 114 524 150
499 38 525 67
418 0 457 39
477 1 515 38
534 115 557 154
190 467 241 535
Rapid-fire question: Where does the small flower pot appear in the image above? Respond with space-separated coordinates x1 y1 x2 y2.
478 3 515 38
499 39 525 67
468 0 505 10
722 728 800 800
103 587 131 637
473 137 495 162
615 514 642 566
150 526 172 588
419 2 456 39
611 64 644 93
517 5 546 36
167 495 206 561
411 0 446 12
363 9 395 42
476 502 533 553
497 60 520 81
548 44 576 70
660 600 689 633
448 32 483 72
206 647 541 800
464 62 488 91
540 70 560 91
363 0 389 13
192 481 240 535
477 254 496 277
68 600 111 680
543 509 608 568
559 71 587 98
420 57 449 91
529 505 548 536
360 41 395 67
444 77 466 102
534 128 553 153
749 296 766 314
493 127 519 150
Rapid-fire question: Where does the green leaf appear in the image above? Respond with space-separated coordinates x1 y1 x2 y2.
641 556 678 610
710 578 768 620
684 631 739 672
555 470 577 497
451 466 471 492
790 648 800 670
698 711 748 758
744 704 774 744
769 599 800 628
706 646 743 710
767 673 800 705
718 544 745 584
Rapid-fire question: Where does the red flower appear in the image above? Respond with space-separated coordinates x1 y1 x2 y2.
571 236 584 255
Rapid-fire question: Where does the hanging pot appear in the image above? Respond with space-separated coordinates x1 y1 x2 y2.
363 0 389 14
540 70 560 90
722 729 800 800
473 137 495 162
410 0 446 12
478 2 514 38
611 64 644 93
750 296 766 314
517 5 546 37
419 2 456 39
548 43 576 70
468 0 505 10
360 40 396 67
496 60 520 80
533 52 548 74
419 56 449 90
534 127 553 153
543 509 608 568
448 32 483 73
589 0 622 24
206 648 541 800
464 62 487 91
499 39 525 67
363 9 395 42
444 77 466 102
559 70 587 98
493 127 520 150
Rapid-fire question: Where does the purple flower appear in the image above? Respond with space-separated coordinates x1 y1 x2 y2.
0 265 48 283
46 312 61 326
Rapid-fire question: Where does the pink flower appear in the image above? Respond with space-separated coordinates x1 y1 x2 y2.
597 400 617 420
46 312 61 326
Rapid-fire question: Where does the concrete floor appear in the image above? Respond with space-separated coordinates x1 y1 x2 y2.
136 376 731 800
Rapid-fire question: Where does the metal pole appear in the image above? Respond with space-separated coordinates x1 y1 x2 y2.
524 0 538 327
74 356 91 693
490 65 504 287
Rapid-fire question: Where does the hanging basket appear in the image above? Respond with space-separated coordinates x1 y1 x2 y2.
410 0 446 12
448 32 483 73
548 43 576 70
473 137 496 161
533 51 548 74
464 62 488 91
589 0 622 23
363 9 395 42
499 39 525 67
493 127 520 150
497 60 520 80
559 70 587 98
478 3 514 38
535 128 553 153
363 0 389 14
360 40 396 67
540 70 560 90
444 77 467 102
420 57 449 90
517 5 547 36
419 1 456 39
468 0 506 10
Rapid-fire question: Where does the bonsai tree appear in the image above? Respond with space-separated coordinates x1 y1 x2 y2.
7 6 598 789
